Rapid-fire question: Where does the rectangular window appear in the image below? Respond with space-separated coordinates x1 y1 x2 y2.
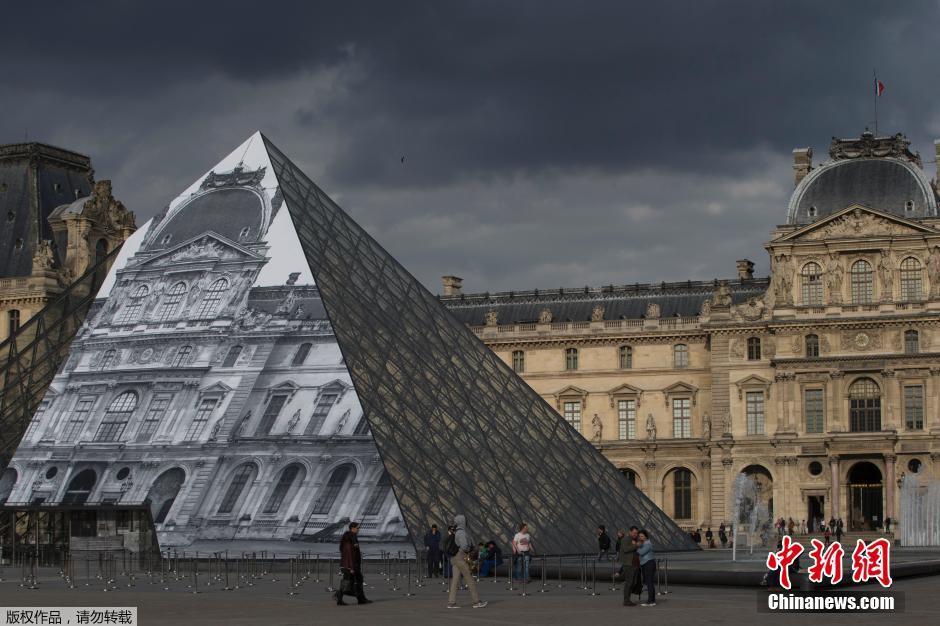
185 398 218 440
304 392 339 435
63 396 96 442
23 400 50 440
804 389 824 433
746 391 765 435
904 385 924 430
617 399 636 440
672 398 691 438
257 394 288 436
137 394 172 442
563 401 582 432
512 350 525 373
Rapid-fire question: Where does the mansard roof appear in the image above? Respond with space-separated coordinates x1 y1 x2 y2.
440 277 769 325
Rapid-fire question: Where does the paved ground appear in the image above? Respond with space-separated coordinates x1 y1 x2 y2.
0 565 935 625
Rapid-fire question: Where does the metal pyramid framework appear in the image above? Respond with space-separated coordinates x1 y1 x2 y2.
263 137 696 553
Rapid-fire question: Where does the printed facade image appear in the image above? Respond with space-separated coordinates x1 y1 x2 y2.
4 135 407 551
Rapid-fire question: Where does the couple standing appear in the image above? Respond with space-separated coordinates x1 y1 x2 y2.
619 526 657 607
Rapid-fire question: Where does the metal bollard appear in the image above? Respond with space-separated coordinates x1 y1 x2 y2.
313 553 321 583
579 554 588 590
506 545 515 591
590 559 600 596
609 559 619 591
519 555 529 597
539 556 549 593
557 555 564 589
403 558 414 597
288 557 299 596
326 558 336 593
660 556 670 595
191 556 200 594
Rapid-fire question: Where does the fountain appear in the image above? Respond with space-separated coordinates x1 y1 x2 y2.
899 472 940 546
729 473 771 561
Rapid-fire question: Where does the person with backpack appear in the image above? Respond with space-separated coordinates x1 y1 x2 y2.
446 514 487 609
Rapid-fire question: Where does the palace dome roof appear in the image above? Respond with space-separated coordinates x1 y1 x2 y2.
787 132 937 224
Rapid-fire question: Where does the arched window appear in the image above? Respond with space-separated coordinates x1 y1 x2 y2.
512 350 525 373
801 262 823 306
99 348 117 370
364 471 393 516
62 469 97 505
172 345 193 367
222 345 243 368
746 337 761 360
674 344 689 368
194 278 229 319
157 282 187 322
849 378 881 432
94 391 138 441
805 334 819 358
900 257 923 301
7 309 20 338
263 464 305 514
292 343 312 366
217 463 257 514
116 285 149 324
565 348 579 371
850 260 873 304
905 330 919 354
312 465 355 515
147 468 185 525
673 469 692 519
619 346 633 369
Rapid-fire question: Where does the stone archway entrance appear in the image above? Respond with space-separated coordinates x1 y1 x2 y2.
740 465 774 518
847 462 883 531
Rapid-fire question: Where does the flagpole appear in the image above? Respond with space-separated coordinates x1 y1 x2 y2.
873 69 878 135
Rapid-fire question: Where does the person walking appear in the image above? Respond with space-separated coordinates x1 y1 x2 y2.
835 521 843 544
718 523 727 548
823 526 831 547
424 524 442 578
512 522 534 583
597 525 611 560
705 527 714 549
636 529 656 607
334 522 371 605
446 514 487 609
619 526 641 606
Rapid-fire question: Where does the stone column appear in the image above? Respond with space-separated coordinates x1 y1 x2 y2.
829 455 840 519
930 369 940 433
884 454 896 526
645 461 658 508
722 457 734 524
882 370 897 430
829 372 844 432
700 459 712 526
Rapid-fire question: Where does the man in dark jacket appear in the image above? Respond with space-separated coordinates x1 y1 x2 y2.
597 525 611 560
619 526 641 606
335 521 371 605
424 524 442 578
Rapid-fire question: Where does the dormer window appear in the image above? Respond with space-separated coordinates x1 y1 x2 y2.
161 234 173 246
905 200 914 214
808 205 817 218
239 226 251 240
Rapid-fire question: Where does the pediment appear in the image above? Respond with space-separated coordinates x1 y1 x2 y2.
663 381 698 395
142 232 261 268
734 374 772 399
776 205 937 243
200 381 233 395
607 383 643 408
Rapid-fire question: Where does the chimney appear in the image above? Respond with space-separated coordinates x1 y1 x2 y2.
792 147 813 186
736 259 754 280
441 275 463 296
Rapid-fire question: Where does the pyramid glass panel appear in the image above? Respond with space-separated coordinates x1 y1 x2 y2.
262 136 695 553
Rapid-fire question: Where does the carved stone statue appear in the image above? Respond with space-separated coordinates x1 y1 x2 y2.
722 411 732 435
702 413 711 440
878 249 894 301
276 289 297 315
826 253 844 303
700 299 712 317
591 413 603 442
774 253 795 305
928 246 940 296
286 409 302 433
713 281 732 308
232 411 252 440
485 310 498 327
729 338 744 360
538 308 553 324
645 301 660 319
646 413 656 441
187 273 210 305
591 304 605 322
32 240 55 272
209 419 223 441
335 409 351 434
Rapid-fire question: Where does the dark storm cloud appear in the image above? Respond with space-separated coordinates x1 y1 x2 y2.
2 1 938 291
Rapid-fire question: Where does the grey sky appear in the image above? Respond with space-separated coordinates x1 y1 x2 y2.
3 1 938 293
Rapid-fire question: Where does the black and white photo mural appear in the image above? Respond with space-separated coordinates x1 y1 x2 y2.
7 134 407 550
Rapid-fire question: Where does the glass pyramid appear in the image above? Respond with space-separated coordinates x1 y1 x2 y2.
5 133 695 553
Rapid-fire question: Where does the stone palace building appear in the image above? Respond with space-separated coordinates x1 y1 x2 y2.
442 131 940 533
0 142 136 342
